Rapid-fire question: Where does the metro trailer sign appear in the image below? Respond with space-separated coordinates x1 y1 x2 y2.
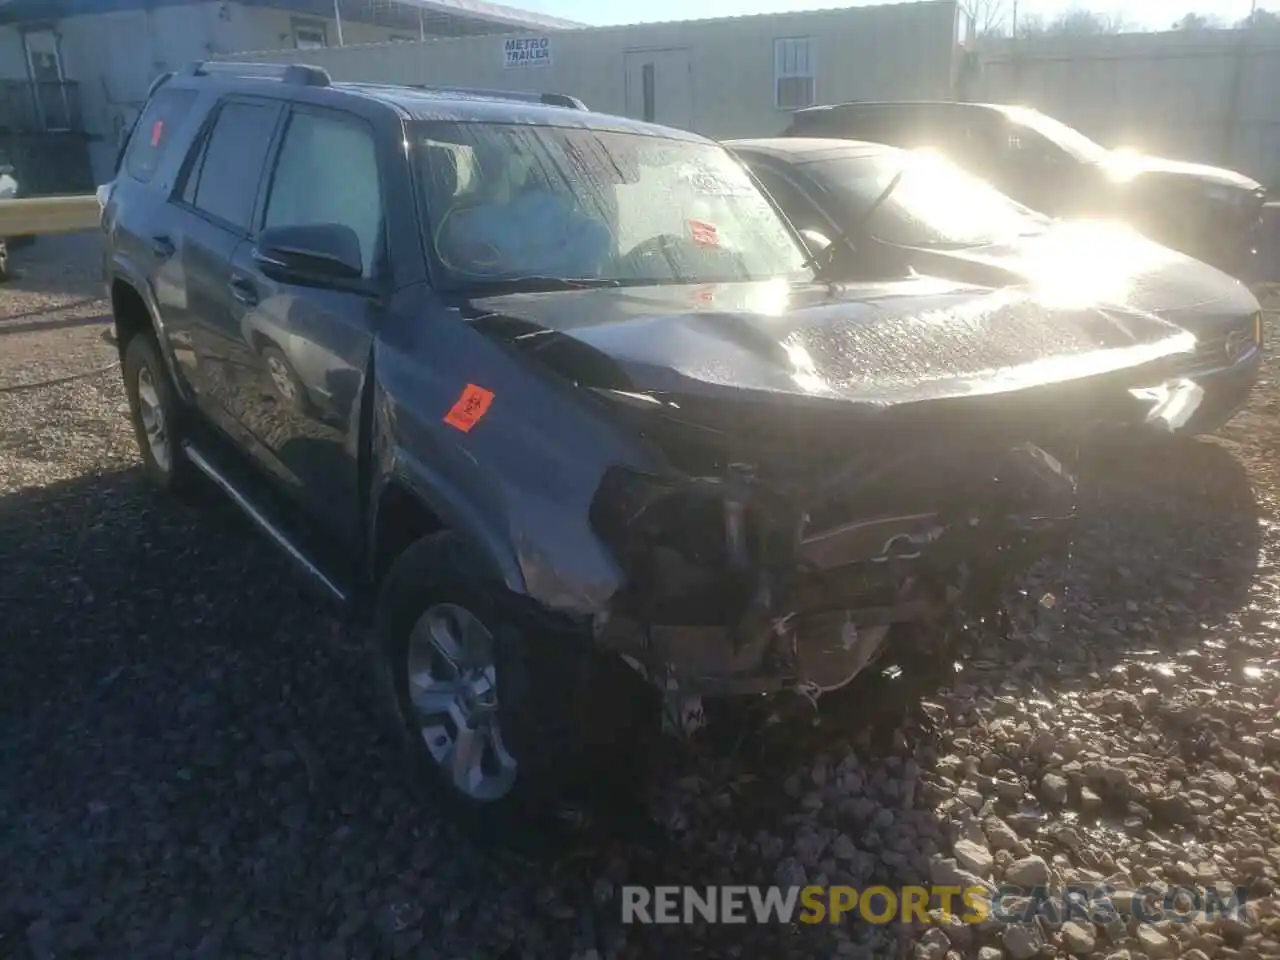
503 35 552 68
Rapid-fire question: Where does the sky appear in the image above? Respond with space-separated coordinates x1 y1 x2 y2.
514 0 1268 30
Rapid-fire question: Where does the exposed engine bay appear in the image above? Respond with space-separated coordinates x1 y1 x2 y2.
590 431 1079 729
461 277 1204 735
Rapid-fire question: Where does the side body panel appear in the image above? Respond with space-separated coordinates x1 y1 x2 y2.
369 281 667 619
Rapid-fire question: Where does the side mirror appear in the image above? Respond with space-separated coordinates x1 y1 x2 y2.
253 223 364 284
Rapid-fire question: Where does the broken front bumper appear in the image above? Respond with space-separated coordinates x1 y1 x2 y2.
591 443 1077 698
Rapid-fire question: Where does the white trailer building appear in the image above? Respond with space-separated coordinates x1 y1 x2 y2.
0 0 583 186
227 1 966 141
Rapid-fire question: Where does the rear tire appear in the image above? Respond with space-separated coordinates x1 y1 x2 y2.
123 333 196 495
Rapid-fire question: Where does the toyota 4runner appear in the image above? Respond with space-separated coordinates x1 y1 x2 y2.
101 62 1200 822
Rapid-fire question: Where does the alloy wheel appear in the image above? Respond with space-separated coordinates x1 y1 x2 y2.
266 354 297 403
136 365 171 472
405 602 518 801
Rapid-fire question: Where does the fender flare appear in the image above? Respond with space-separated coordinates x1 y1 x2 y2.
370 445 528 598
106 255 194 405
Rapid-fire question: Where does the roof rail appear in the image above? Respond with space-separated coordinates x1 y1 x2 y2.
541 92 588 110
405 83 586 110
146 71 175 100
182 61 332 87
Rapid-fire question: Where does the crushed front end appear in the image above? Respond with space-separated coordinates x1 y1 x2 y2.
462 276 1199 732
588 412 1080 727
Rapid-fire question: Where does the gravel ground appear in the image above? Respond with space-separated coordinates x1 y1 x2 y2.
2 235 1279 960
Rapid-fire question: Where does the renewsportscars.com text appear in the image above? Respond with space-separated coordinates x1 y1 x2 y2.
621 884 1251 926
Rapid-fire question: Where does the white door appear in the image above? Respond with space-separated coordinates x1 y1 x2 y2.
24 29 63 83
23 29 70 131
624 48 694 131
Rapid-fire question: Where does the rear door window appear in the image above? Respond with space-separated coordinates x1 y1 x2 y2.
122 88 199 183
179 99 282 233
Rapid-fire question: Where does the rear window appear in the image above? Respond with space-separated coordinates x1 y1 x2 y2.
122 88 199 183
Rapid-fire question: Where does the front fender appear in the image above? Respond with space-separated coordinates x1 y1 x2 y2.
366 301 668 623
373 441 528 599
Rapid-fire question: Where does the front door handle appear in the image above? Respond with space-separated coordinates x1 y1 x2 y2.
229 275 259 307
151 235 175 261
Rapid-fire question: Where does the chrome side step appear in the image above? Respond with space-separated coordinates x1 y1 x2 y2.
183 443 349 605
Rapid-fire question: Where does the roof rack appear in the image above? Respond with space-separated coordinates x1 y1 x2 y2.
405 84 586 110
182 61 332 87
147 71 175 99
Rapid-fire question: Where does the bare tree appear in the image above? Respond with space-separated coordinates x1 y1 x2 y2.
1238 8 1280 28
1014 11 1047 37
1173 12 1223 29
959 0 1009 37
1017 7 1129 36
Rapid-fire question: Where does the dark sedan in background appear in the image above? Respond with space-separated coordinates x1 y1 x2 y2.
729 137 1264 435
782 100 1268 284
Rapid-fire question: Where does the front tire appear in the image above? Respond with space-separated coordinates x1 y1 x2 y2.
373 532 650 831
123 333 196 494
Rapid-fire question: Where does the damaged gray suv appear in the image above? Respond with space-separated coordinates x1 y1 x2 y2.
102 63 1201 821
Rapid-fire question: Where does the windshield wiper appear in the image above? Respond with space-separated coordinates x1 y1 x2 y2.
454 275 769 294
454 276 625 294
852 168 906 234
802 168 906 280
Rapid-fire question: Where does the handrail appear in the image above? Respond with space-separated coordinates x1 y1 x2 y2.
0 195 101 237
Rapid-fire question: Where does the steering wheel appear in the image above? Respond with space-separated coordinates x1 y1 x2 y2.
434 201 506 278
617 233 698 278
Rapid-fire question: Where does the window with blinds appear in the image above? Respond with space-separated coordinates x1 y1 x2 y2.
774 37 815 110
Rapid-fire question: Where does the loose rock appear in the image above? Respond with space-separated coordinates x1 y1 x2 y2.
1006 856 1051 890
5 246 1280 959
1061 919 1096 955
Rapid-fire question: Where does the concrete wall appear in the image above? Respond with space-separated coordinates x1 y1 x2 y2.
225 1 963 141
969 29 1280 188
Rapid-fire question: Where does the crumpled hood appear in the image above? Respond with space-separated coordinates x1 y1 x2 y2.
466 276 1195 408
1103 153 1263 193
892 220 1262 328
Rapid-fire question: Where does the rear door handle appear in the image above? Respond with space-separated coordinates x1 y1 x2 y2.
151 236 175 261
229 274 259 307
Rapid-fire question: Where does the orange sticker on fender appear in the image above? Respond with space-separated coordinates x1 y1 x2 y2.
444 384 494 433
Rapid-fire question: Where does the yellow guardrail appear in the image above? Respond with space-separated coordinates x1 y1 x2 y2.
0 195 101 237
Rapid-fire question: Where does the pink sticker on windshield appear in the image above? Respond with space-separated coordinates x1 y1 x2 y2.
688 219 720 247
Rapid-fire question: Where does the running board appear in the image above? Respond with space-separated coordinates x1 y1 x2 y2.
183 443 350 606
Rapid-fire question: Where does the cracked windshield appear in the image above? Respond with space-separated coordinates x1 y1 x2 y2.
414 122 809 286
